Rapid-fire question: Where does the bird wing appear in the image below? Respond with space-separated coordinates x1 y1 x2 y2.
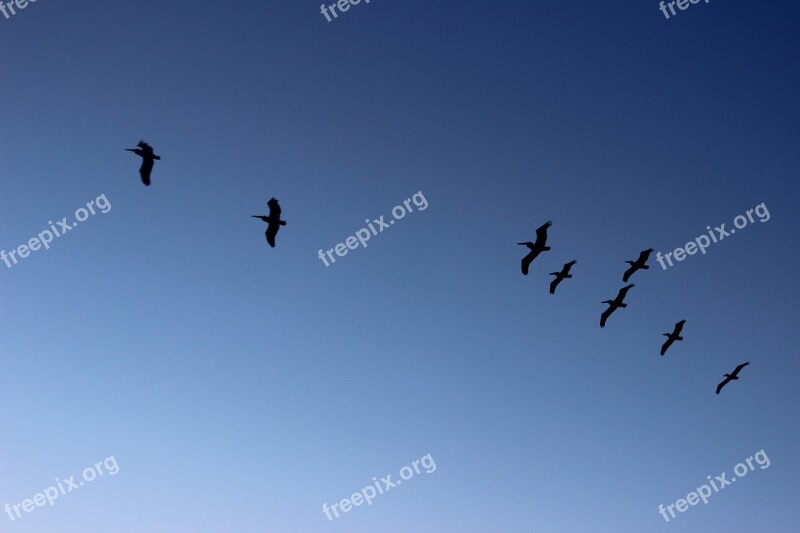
549 277 560 294
140 160 153 186
618 284 634 300
600 306 614 328
715 378 728 394
732 362 750 375
268 198 282 219
521 250 538 275
266 222 280 247
674 320 685 335
661 338 673 356
638 249 651 262
534 221 552 247
622 265 635 282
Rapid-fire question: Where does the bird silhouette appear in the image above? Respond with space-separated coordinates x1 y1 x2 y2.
600 284 634 328
125 140 161 186
518 221 552 275
549 260 576 294
623 248 654 282
660 319 686 356
716 362 750 394
252 197 287 247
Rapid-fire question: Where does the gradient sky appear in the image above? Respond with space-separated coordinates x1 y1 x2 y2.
1 1 799 532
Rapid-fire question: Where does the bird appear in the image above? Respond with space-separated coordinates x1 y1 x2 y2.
549 260 576 294
252 197 287 247
518 221 552 275
125 140 161 186
660 319 686 356
600 284 634 328
716 362 750 394
623 248 655 282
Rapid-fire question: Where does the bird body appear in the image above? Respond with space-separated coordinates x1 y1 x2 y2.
252 197 287 247
519 221 552 275
660 319 686 356
623 248 654 282
600 284 634 328
125 141 160 186
716 362 750 394
549 260 576 294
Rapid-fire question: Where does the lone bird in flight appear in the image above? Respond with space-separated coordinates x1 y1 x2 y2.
549 260 576 294
660 319 686 356
252 197 287 247
125 141 161 186
716 362 750 394
600 284 634 328
518 221 552 275
623 248 654 282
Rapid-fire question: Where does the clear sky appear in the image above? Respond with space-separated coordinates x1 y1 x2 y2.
1 1 799 531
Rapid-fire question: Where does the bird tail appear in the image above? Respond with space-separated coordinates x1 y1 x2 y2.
625 261 635 265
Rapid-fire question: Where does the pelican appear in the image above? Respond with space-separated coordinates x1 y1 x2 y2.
660 319 686 356
623 248 654 282
716 362 750 394
600 284 634 328
518 221 552 275
549 260 576 294
252 197 287 247
125 140 161 186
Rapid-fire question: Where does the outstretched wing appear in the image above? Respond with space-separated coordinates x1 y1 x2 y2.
715 377 729 395
618 284 635 300
622 265 636 282
674 320 685 335
549 277 560 294
534 221 552 247
732 362 750 376
267 198 282 219
660 337 673 356
140 160 154 186
266 222 280 247
600 306 613 328
521 250 538 275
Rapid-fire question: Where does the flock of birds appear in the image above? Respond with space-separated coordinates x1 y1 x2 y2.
126 140 287 247
125 142 749 395
517 221 750 395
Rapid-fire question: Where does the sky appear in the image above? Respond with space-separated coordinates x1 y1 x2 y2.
1 0 799 531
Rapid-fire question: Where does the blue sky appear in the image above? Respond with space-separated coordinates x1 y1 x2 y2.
1 1 798 531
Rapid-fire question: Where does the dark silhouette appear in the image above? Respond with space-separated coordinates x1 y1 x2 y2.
660 319 686 356
252 197 287 247
623 248 654 282
125 141 161 186
518 221 552 275
600 284 634 328
549 260 576 294
716 362 750 394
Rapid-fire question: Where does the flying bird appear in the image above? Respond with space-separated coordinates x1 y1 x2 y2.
549 260 576 294
252 197 287 247
716 362 750 394
600 284 634 328
125 140 161 186
623 248 654 282
660 319 686 356
518 221 552 275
